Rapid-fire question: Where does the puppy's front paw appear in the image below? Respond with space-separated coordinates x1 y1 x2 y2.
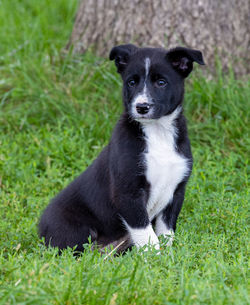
160 230 174 247
142 239 160 252
126 223 160 251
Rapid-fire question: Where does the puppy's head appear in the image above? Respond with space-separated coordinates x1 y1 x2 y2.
110 44 205 121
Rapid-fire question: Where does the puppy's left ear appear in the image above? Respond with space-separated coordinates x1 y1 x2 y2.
109 44 138 73
166 47 205 78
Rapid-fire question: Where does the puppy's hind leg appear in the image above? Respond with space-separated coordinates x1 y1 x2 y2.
93 233 132 254
39 219 97 253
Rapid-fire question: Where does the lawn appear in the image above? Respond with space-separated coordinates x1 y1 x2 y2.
0 1 249 304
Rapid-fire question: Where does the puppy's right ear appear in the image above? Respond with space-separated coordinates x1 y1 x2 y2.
109 44 138 73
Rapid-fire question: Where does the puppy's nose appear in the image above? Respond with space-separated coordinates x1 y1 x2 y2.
136 103 151 114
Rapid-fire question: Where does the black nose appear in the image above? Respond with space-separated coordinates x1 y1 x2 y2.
136 103 151 114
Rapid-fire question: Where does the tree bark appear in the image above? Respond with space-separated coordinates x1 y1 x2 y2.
68 0 249 76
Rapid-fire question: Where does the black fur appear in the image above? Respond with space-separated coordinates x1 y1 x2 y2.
39 44 204 252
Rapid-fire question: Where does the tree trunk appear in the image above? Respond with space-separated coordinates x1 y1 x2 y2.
68 0 249 76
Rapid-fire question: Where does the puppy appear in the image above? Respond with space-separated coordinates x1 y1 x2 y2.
39 44 205 253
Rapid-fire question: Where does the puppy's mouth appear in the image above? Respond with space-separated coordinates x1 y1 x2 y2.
130 102 155 120
130 112 155 122
133 113 154 120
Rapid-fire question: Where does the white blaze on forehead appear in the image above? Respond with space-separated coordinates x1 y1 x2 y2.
131 57 153 118
145 57 151 79
132 57 152 105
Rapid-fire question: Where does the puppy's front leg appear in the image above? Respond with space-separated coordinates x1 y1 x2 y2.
118 194 159 250
155 182 186 246
155 214 174 246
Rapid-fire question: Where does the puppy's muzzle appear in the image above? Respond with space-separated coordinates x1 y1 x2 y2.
136 103 151 115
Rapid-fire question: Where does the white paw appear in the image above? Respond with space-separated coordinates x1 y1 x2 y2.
142 239 160 252
123 222 160 250
160 231 174 247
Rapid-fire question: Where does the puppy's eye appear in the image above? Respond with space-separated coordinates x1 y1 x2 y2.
155 79 167 88
127 79 136 87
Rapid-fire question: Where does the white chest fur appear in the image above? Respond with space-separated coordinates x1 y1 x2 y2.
142 107 189 220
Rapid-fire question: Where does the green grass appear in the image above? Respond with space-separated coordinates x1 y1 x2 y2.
0 1 249 304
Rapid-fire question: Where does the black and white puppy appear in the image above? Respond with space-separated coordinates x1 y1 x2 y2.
39 44 205 252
